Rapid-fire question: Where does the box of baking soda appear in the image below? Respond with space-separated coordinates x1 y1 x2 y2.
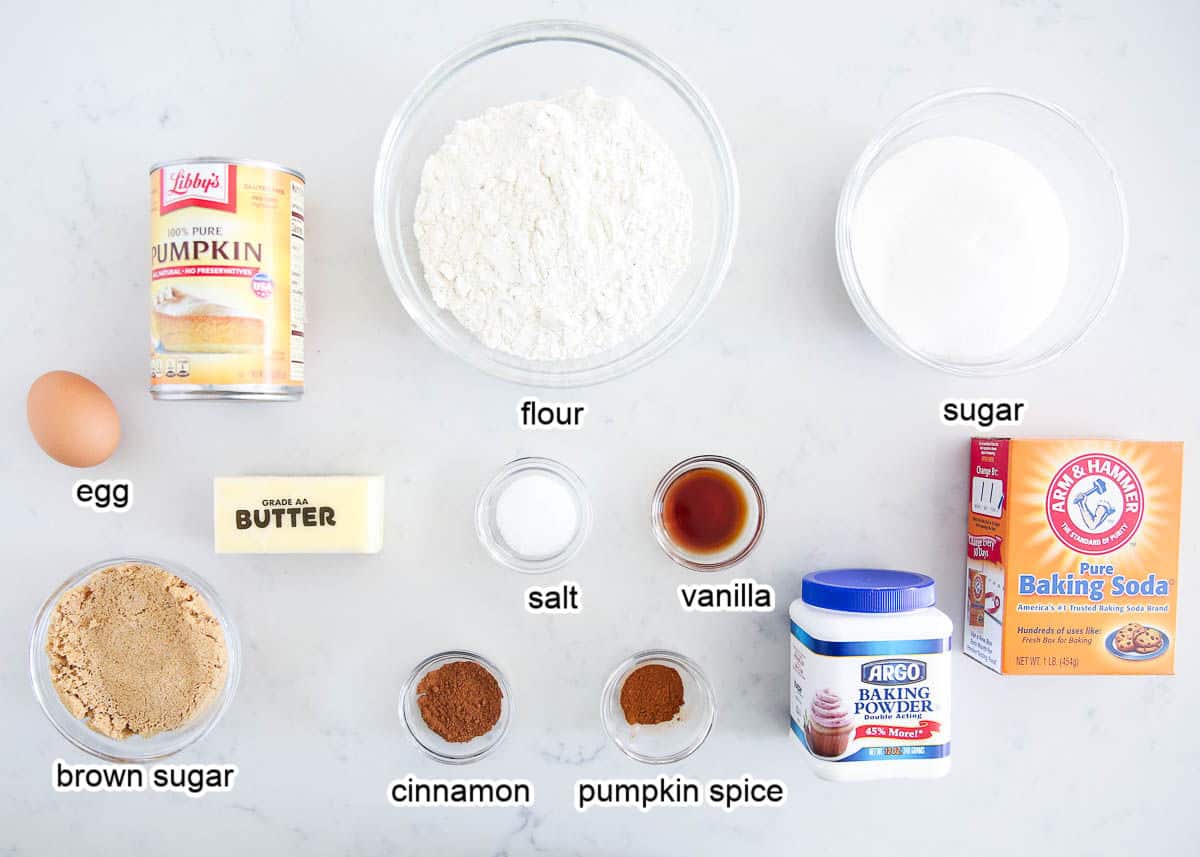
964 438 1183 675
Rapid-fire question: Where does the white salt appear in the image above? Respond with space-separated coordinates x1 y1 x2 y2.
851 136 1069 364
495 472 579 558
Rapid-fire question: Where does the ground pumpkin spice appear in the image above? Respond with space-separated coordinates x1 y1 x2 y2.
46 562 227 740
417 661 503 743
620 664 684 725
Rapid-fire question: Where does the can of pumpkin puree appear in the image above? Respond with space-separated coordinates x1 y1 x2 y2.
149 157 304 400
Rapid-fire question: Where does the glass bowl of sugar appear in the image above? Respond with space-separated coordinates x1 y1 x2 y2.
475 457 592 574
836 88 1128 376
374 19 738 387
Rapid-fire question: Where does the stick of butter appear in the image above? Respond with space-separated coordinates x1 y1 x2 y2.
214 476 384 554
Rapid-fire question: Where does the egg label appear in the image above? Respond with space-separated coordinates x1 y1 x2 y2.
73 479 132 513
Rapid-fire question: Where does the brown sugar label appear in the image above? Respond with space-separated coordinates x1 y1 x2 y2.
53 759 237 798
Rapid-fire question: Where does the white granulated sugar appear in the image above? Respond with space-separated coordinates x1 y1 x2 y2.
414 87 693 361
851 136 1070 363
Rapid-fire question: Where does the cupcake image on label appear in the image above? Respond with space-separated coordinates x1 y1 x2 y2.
805 689 854 757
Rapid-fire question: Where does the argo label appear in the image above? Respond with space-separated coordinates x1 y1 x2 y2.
149 159 305 400
789 626 951 764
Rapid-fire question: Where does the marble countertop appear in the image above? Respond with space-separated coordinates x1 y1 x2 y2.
2 1 1196 854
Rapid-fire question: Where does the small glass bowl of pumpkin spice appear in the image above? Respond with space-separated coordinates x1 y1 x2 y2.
601 649 716 764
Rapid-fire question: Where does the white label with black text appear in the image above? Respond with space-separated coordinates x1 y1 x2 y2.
73 479 132 512
678 578 775 612
518 397 587 430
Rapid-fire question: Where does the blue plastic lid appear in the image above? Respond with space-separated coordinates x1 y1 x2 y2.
801 569 936 613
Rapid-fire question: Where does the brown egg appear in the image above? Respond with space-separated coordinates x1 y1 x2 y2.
26 371 121 467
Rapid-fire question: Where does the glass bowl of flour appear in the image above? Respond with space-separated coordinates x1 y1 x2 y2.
374 20 738 387
836 89 1128 375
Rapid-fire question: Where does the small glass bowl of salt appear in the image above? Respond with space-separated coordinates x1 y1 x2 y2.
475 457 592 574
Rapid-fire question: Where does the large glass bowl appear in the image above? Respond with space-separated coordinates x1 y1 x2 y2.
29 556 240 763
836 89 1128 376
374 19 739 387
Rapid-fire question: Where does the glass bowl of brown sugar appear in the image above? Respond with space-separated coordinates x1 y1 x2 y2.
400 650 512 764
29 556 241 763
601 650 716 764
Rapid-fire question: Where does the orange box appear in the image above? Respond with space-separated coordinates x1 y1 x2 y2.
964 438 1183 675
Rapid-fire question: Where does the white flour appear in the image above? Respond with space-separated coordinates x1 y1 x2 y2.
414 88 693 361
851 136 1069 363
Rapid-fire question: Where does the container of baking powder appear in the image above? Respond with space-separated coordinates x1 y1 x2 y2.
149 158 304 400
789 569 952 781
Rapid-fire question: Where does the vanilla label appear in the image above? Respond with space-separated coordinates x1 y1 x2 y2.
678 578 774 612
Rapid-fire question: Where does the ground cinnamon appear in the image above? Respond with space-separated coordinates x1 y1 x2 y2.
620 664 684 725
416 661 503 743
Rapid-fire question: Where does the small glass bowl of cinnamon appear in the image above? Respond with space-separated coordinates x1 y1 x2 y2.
601 650 716 764
651 455 765 571
400 650 512 764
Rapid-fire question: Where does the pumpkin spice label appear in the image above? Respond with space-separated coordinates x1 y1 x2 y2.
575 774 786 812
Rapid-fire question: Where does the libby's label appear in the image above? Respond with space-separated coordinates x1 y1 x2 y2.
150 160 304 393
789 624 951 764
159 163 237 213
